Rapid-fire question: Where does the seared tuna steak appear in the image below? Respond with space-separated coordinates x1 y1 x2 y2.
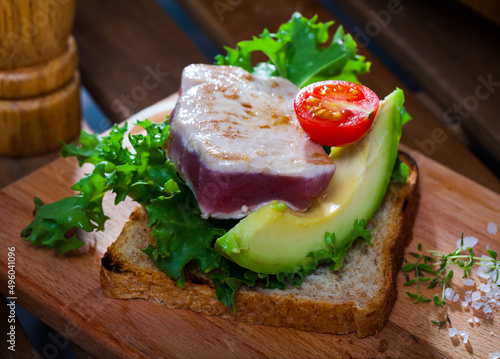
168 64 335 219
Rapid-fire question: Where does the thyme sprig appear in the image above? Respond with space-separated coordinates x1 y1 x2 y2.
402 243 434 303
402 234 500 306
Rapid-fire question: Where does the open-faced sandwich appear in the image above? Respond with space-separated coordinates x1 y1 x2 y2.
21 13 419 337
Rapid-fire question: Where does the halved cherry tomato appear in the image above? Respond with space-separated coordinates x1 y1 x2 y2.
294 81 379 147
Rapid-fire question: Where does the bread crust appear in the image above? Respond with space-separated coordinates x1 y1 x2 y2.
101 152 419 337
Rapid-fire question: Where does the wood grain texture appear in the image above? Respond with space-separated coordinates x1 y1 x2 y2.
0 36 78 99
0 98 499 358
176 0 500 194
0 147 62 189
0 114 92 190
0 0 75 69
0 71 81 156
73 0 207 124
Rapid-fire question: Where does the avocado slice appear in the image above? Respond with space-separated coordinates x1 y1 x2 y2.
214 88 406 275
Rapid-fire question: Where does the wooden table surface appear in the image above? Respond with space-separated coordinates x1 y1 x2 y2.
0 0 499 357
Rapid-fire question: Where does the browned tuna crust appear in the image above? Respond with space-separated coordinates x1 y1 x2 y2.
167 64 335 219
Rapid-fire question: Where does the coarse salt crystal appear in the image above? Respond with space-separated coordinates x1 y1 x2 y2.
477 266 491 279
463 278 475 286
465 295 471 302
466 290 472 295
484 305 493 314
458 330 466 336
453 294 460 302
463 332 469 343
473 316 479 322
449 328 458 337
445 288 455 300
487 222 498 234
472 291 482 301
490 353 500 359
477 259 500 282
241 205 248 213
462 301 469 307
471 302 482 310
456 236 478 249
480 282 491 292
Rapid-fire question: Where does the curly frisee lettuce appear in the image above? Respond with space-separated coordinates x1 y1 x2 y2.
21 13 405 310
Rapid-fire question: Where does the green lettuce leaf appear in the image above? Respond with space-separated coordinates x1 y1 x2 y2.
22 120 172 253
215 12 370 87
401 106 413 126
353 219 373 245
307 219 373 272
143 191 225 288
391 154 410 184
211 258 260 309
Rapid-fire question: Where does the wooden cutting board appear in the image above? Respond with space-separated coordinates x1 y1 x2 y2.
1 96 499 359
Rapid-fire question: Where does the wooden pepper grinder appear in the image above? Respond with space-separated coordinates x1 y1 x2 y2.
0 0 81 156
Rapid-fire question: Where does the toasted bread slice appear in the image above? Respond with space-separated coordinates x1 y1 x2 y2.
100 152 419 337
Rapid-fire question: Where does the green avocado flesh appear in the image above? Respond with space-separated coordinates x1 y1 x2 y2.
214 89 405 275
